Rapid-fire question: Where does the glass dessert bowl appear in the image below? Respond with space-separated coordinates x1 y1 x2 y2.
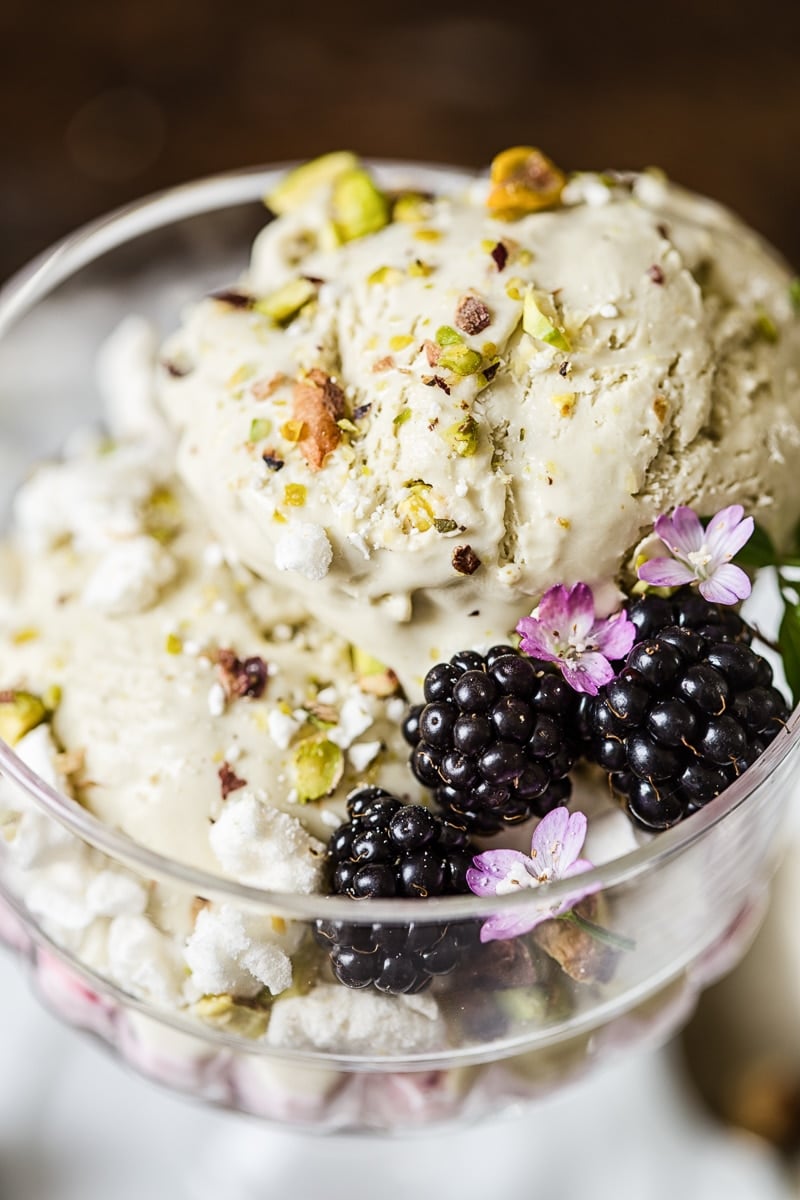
0 160 798 1134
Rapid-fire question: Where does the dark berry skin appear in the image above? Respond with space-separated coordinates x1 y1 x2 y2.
317 790 479 993
408 645 579 833
424 662 459 703
419 703 456 748
585 598 788 832
647 699 697 748
401 704 424 747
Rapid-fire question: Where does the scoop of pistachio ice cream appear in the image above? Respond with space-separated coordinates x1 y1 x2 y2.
158 150 800 691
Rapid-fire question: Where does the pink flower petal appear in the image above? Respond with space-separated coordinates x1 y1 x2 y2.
479 908 544 942
665 506 705 556
535 584 574 637
560 812 589 869
593 611 637 661
466 850 532 897
637 558 697 588
563 582 596 642
704 504 744 549
561 652 614 696
707 511 754 562
698 563 752 605
530 806 571 871
516 616 559 662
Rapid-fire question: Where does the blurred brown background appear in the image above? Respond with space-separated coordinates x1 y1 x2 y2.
2 0 800 280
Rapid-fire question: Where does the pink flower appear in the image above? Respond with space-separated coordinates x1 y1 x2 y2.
466 807 597 943
516 582 636 696
637 504 754 605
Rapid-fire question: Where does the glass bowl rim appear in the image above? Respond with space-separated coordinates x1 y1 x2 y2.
0 159 797 922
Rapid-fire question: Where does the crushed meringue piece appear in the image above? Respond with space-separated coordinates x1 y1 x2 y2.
267 984 445 1054
82 536 178 615
274 523 333 581
209 792 325 893
267 708 303 750
184 904 292 1000
348 740 381 771
106 914 185 1004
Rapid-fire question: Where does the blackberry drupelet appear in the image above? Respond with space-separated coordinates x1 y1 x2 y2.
402 646 579 834
315 787 478 994
583 614 787 830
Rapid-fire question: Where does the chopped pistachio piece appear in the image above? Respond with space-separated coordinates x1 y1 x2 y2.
393 408 411 428
487 146 566 219
433 518 458 533
367 265 403 286
0 691 48 745
435 325 464 347
248 418 272 443
193 994 271 1039
292 736 344 803
413 228 441 242
254 278 317 324
332 168 389 242
266 151 358 215
283 483 307 507
754 305 779 343
407 259 434 278
352 646 390 677
392 192 431 222
438 344 483 376
336 417 359 434
444 416 480 457
389 334 415 351
523 289 571 352
165 633 183 655
280 419 305 443
396 488 436 533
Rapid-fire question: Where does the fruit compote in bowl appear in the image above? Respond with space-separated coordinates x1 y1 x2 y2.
0 163 798 1134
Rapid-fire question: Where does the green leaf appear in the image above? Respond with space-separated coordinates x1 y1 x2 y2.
735 520 778 569
778 599 800 707
790 277 800 313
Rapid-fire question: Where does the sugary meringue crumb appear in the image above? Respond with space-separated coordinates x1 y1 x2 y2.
184 904 292 1000
209 792 325 893
82 536 178 616
267 984 444 1054
348 740 381 772
106 914 184 1004
274 523 333 582
267 708 303 750
207 682 227 717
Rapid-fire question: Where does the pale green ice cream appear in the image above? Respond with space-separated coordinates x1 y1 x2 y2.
158 157 800 691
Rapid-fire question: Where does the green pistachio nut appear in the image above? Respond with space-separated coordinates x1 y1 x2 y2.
0 691 48 745
444 416 480 457
523 289 571 352
254 278 317 324
332 168 390 243
496 986 550 1023
438 344 483 376
435 325 464 347
292 736 344 803
393 192 432 223
266 151 358 215
193 994 271 1039
248 418 272 443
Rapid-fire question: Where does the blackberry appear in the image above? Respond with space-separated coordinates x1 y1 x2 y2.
584 621 787 831
403 645 579 833
315 787 478 994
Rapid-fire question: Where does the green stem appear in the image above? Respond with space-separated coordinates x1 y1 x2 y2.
561 909 637 953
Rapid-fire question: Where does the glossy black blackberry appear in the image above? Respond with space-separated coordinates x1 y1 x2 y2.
583 621 787 831
315 788 478 994
404 645 579 834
